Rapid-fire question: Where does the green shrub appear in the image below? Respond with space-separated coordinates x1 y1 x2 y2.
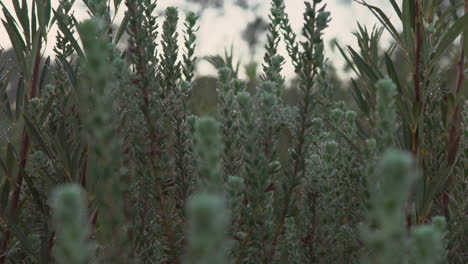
0 0 465 263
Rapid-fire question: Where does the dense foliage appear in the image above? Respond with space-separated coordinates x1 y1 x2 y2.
0 0 466 263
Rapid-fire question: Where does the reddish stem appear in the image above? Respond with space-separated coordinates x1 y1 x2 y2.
442 0 467 218
407 0 423 233
414 0 422 103
81 147 89 188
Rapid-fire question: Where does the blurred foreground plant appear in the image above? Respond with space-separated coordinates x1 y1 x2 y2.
0 0 464 263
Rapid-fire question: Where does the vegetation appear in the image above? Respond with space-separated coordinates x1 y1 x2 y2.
0 0 466 263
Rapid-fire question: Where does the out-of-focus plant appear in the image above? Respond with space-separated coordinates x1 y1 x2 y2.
50 184 93 264
337 0 467 260
0 0 463 263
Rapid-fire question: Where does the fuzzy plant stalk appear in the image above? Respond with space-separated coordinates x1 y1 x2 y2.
362 149 415 264
193 116 224 191
409 216 448 264
159 6 182 98
257 81 282 166
125 2 195 261
183 12 199 83
186 192 229 264
270 2 331 260
172 11 199 209
1 0 466 263
187 117 229 263
262 0 286 97
216 67 244 179
172 80 197 212
236 87 278 262
77 16 128 261
298 106 365 262
375 79 397 152
170 11 199 215
125 0 163 205
374 79 416 229
50 184 93 264
160 7 198 224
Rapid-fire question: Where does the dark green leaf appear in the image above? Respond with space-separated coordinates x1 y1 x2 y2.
2 214 35 256
114 14 129 44
348 47 382 82
358 1 401 43
335 41 358 75
384 52 402 93
0 180 10 214
351 79 370 117
23 115 52 159
0 9 27 71
15 77 24 120
38 56 51 96
12 0 30 45
433 13 468 61
62 59 78 89
21 168 45 214
36 0 51 38
389 0 402 18
53 9 83 57
402 0 414 52
38 96 55 125
5 143 18 180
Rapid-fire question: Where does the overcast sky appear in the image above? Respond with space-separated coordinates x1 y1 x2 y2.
0 0 394 78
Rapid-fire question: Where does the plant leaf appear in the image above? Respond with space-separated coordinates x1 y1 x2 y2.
15 76 24 120
53 9 83 57
433 13 468 61
114 14 129 44
23 115 52 159
384 52 402 93
0 8 27 71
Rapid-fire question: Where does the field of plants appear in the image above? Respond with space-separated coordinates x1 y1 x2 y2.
0 0 466 263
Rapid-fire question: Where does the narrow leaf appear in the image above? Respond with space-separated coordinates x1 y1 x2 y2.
53 9 83 57
384 52 402 93
433 13 468 61
114 14 129 44
15 76 24 120
23 115 52 159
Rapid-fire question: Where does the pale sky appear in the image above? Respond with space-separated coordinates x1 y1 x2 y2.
0 0 394 78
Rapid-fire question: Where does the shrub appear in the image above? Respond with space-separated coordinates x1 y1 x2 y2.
0 0 465 263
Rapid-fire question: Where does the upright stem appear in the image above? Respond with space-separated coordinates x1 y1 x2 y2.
443 0 467 218
414 0 422 104
411 0 423 158
269 70 316 262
